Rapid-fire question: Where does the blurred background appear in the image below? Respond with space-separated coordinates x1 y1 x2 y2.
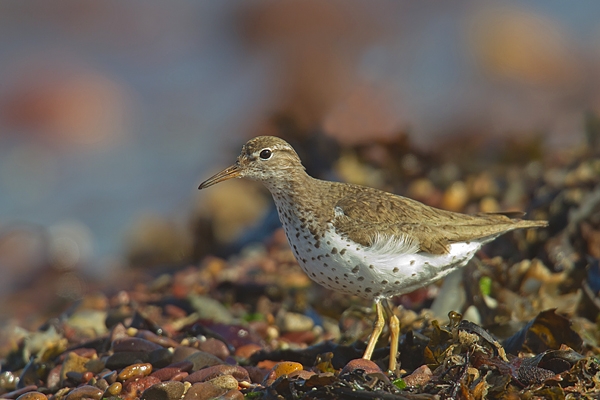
1 0 600 327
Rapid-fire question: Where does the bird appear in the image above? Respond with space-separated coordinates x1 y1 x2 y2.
198 136 548 373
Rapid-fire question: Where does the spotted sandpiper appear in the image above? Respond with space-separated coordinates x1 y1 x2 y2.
198 136 548 373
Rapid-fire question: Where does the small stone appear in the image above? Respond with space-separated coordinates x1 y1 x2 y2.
15 392 47 400
272 362 303 378
149 348 174 369
64 385 104 400
136 330 180 348
288 370 316 380
141 381 185 400
184 365 249 384
197 338 230 360
403 365 432 387
234 344 262 360
340 359 382 375
150 361 193 381
172 346 200 363
46 365 61 390
185 351 224 371
207 375 238 390
279 312 314 333
105 351 150 370
105 382 122 396
60 352 90 386
123 376 161 397
118 363 153 381
182 382 226 400
219 389 244 400
243 366 269 384
84 359 106 374
95 378 109 391
112 337 163 353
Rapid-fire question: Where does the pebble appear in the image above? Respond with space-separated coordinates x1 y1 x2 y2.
185 351 225 371
272 362 303 378
105 351 150 370
184 365 249 384
234 344 262 360
403 365 432 387
118 363 153 381
1 386 38 400
243 366 269 384
45 366 61 390
197 338 230 360
60 352 90 385
105 382 122 396
288 370 316 380
123 376 161 396
15 392 46 400
64 385 104 400
172 346 200 363
182 382 226 400
150 361 193 381
112 337 164 353
95 378 109 391
140 381 185 400
279 312 314 332
149 348 174 368
84 359 106 374
219 389 244 400
340 359 382 375
136 330 180 348
207 375 238 390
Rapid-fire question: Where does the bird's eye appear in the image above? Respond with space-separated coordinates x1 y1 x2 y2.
259 149 272 160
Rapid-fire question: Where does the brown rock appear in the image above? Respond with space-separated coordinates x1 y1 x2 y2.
64 385 103 400
340 359 382 375
184 365 249 384
182 382 226 400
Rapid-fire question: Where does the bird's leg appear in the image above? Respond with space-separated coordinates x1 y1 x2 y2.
363 300 385 361
384 300 400 374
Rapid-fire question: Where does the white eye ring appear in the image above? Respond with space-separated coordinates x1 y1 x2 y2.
259 148 272 160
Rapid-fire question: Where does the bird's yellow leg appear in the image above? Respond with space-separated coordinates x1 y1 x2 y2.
388 312 400 373
363 300 385 361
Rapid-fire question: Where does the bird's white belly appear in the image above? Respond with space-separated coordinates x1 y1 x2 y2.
282 222 481 300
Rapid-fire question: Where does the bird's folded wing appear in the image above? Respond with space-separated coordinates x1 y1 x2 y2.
332 189 523 255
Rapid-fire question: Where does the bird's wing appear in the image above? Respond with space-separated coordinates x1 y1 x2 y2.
331 188 527 255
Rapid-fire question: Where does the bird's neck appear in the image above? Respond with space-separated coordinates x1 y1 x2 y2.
264 170 323 213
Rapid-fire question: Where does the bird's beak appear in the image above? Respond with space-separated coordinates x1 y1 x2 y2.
198 164 242 189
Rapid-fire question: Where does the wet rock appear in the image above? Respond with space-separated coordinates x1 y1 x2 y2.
234 344 262 360
118 363 153 381
112 337 163 353
272 362 303 378
184 365 249 384
188 295 234 324
278 312 314 332
84 358 106 374
288 370 316 380
95 378 109 391
141 381 185 400
46 365 61 390
172 346 200 363
182 382 225 400
100 370 117 384
150 361 193 381
1 385 38 400
243 366 269 384
64 385 103 400
136 330 180 348
104 382 122 396
219 389 244 400
15 392 47 400
197 338 230 360
403 365 432 387
60 352 90 386
123 376 161 397
207 375 238 391
185 351 224 371
340 359 382 375
149 348 174 368
105 351 150 370
0 371 18 391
